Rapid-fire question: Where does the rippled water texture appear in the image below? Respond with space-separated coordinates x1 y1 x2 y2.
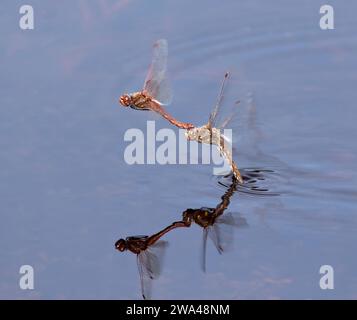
1 1 357 299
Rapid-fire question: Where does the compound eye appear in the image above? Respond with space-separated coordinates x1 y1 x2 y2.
119 95 131 107
115 239 126 251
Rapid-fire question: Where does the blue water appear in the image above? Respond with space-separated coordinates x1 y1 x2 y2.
1 0 357 299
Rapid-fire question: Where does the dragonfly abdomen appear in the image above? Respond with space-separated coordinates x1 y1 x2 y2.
219 138 243 183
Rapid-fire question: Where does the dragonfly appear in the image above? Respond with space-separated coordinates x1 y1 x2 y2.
182 178 247 271
119 39 194 130
115 221 187 299
185 72 244 183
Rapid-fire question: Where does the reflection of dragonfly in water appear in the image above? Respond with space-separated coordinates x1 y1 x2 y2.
182 178 247 271
119 39 194 130
115 221 187 299
185 72 244 183
114 180 248 297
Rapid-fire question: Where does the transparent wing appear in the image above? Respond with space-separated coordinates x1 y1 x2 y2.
221 94 263 161
143 39 173 105
208 224 224 255
210 212 248 254
208 72 230 129
201 228 208 272
145 240 168 277
205 79 263 166
216 212 248 228
220 101 240 129
141 240 168 279
151 77 173 106
137 254 151 300
136 240 168 299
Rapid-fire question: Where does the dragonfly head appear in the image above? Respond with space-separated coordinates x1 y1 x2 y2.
115 238 127 252
182 209 195 226
119 94 132 107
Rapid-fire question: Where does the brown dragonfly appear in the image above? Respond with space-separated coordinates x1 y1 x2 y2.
185 72 243 183
119 39 194 130
182 178 247 271
115 221 187 299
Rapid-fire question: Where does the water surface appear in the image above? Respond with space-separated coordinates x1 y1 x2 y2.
1 0 357 299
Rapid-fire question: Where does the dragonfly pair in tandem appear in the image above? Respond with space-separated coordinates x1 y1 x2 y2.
115 221 187 300
115 179 247 299
119 39 243 183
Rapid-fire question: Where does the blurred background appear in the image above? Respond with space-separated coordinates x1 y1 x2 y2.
0 0 356 299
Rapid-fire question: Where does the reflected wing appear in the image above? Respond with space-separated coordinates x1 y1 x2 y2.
208 224 224 255
136 240 168 299
143 39 173 105
210 212 248 254
137 254 151 300
201 228 208 272
217 212 248 228
208 72 229 129
145 240 168 277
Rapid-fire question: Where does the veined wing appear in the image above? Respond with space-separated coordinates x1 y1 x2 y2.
220 100 240 130
208 223 224 255
211 212 248 253
137 254 150 300
207 72 230 130
143 39 173 105
137 240 168 299
221 95 261 157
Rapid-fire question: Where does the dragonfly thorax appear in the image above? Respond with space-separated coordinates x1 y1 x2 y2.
119 91 152 110
183 208 215 228
194 210 216 228
185 126 221 145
